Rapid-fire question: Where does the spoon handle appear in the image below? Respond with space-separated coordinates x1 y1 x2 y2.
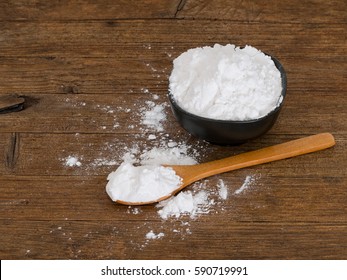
186 133 335 183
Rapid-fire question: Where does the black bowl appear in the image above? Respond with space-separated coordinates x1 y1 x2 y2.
168 55 287 145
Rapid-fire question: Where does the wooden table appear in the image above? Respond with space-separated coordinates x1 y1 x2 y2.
0 0 346 260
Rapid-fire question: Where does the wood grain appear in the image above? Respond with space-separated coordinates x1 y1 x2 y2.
0 0 346 259
1 220 346 259
0 0 181 20
0 21 344 96
178 0 347 23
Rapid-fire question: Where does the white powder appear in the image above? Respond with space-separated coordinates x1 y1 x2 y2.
234 175 256 195
140 146 197 166
157 190 210 219
91 158 118 167
105 143 198 203
64 156 82 167
217 179 228 200
106 162 182 203
169 44 282 121
145 230 165 240
167 141 177 148
140 101 166 132
118 144 197 166
156 179 228 220
127 207 141 215
105 142 199 203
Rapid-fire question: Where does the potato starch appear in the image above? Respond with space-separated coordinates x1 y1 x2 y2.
169 44 282 121
106 163 182 203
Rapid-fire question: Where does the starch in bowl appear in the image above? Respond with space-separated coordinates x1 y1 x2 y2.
168 44 287 145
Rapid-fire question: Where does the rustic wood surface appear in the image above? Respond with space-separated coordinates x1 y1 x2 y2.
0 0 346 260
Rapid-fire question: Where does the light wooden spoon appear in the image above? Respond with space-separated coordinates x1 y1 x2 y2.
116 133 335 205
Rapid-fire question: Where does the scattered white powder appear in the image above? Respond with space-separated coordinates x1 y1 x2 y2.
141 88 160 100
234 175 256 195
156 190 210 219
217 179 228 200
106 162 182 203
118 144 198 166
167 141 177 148
141 87 150 94
140 145 197 166
169 44 282 121
156 178 229 220
143 44 152 50
127 206 142 215
91 158 118 167
64 156 82 167
148 134 156 140
140 101 166 132
121 145 141 164
145 230 165 240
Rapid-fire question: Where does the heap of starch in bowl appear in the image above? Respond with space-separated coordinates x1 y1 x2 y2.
169 44 283 121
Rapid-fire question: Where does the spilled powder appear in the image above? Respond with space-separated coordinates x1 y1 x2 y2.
145 230 165 240
140 101 167 132
120 144 198 166
234 175 259 195
157 189 211 219
127 207 141 215
217 178 228 200
91 158 118 167
140 145 197 165
64 156 82 167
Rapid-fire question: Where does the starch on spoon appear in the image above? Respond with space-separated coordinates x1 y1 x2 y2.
106 162 182 203
105 145 197 203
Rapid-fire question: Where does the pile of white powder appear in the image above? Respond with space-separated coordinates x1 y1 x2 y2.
106 144 197 204
106 163 182 203
169 44 283 121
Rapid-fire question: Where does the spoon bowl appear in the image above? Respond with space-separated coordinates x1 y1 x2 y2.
115 133 335 205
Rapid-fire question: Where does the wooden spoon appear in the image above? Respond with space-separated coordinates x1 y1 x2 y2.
116 133 335 205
